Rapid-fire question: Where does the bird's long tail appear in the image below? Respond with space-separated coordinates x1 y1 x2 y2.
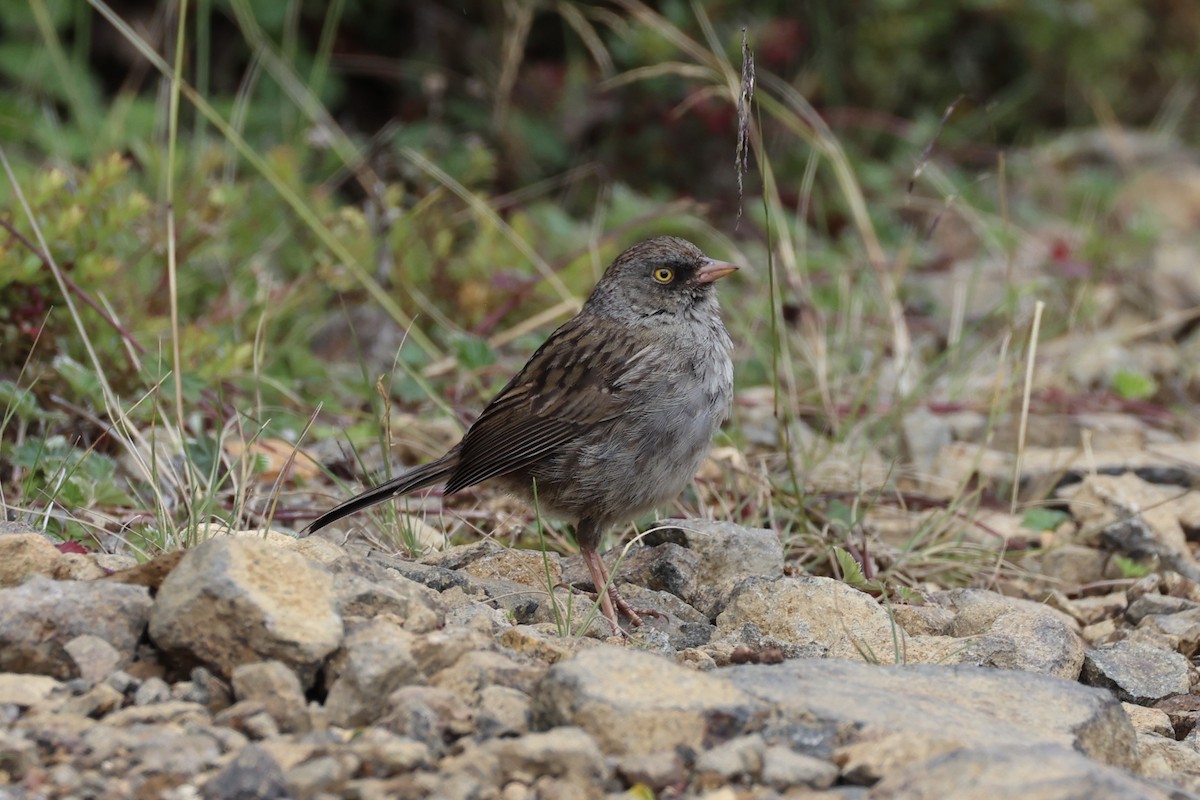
304 454 457 534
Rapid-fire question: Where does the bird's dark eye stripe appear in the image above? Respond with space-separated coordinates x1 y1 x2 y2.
651 260 694 280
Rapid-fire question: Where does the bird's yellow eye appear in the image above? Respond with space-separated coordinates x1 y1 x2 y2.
652 267 674 284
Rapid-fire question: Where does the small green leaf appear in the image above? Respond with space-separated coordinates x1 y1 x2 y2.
1021 507 1070 532
1112 370 1157 401
1112 555 1151 579
834 546 868 587
90 479 133 508
56 477 87 507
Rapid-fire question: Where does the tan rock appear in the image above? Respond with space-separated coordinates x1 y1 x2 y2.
466 549 561 589
533 645 768 756
716 576 896 660
409 627 491 676
1135 733 1200 794
1037 544 1110 588
148 537 343 687
92 553 137 573
346 730 432 775
0 673 63 707
475 686 531 738
889 604 955 636
99 551 185 592
286 536 346 565
256 740 318 772
202 525 299 548
0 532 61 586
899 589 1086 679
1082 618 1118 644
1122 703 1173 737
51 553 106 581
1064 591 1128 626
231 661 309 733
63 634 123 683
499 625 591 665
379 685 474 746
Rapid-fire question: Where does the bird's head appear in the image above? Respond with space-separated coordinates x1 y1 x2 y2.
587 236 739 320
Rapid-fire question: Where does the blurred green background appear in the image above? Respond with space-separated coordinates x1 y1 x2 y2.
4 0 1200 545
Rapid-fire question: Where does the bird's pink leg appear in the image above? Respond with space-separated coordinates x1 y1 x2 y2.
580 546 666 634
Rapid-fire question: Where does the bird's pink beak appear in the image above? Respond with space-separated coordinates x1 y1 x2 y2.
696 258 740 284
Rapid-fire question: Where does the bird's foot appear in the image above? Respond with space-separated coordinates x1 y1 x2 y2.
557 581 666 635
607 586 667 629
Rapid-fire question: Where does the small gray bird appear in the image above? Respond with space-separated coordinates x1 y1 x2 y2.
306 236 738 634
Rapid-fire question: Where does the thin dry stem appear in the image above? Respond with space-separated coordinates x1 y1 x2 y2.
1011 301 1045 514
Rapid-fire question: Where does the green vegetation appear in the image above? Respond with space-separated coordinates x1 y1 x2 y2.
3 1 1199 594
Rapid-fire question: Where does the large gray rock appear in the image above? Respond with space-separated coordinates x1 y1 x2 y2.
1082 640 1192 704
0 577 151 679
869 743 1176 800
724 659 1138 776
897 588 1087 679
324 619 425 727
532 645 769 756
149 537 343 687
644 519 784 617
